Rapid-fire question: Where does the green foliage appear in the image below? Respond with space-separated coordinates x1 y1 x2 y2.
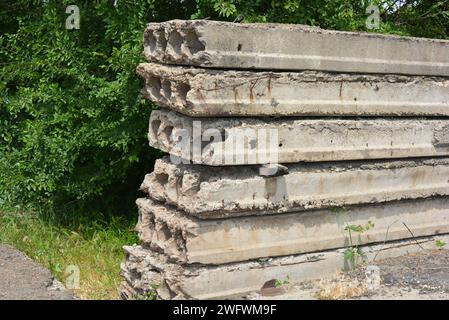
0 0 192 214
1 0 447 216
193 0 448 38
436 239 447 249
345 220 375 234
343 220 375 269
275 275 290 288
133 284 159 300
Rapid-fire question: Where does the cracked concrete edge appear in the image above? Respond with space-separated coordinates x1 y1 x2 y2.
119 233 449 300
135 197 449 265
137 63 449 117
140 156 449 218
143 20 449 76
148 109 449 165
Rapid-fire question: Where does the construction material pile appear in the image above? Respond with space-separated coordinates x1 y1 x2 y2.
120 20 449 300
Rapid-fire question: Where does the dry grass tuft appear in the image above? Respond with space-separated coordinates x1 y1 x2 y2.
316 280 367 300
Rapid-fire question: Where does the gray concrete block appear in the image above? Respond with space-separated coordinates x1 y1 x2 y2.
141 157 449 218
149 109 449 165
120 234 449 299
144 20 449 76
136 197 449 265
138 63 449 117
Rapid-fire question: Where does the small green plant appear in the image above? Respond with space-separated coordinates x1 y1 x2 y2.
275 276 290 288
134 284 159 300
436 240 446 249
343 220 375 270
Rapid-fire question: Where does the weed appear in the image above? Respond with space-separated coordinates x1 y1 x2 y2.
343 220 375 270
275 276 290 288
134 284 159 300
436 240 446 249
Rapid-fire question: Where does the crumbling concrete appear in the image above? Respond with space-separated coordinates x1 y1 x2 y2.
138 63 449 117
125 20 449 301
141 157 449 218
149 109 449 165
120 234 449 300
136 197 449 265
144 20 449 76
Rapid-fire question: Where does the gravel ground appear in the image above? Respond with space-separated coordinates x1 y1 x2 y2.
353 249 449 299
0 245 75 300
251 249 449 300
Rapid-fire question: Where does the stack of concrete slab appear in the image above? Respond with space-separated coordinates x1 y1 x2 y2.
120 20 449 300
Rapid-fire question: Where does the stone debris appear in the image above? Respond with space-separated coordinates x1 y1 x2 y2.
143 20 449 76
121 20 449 300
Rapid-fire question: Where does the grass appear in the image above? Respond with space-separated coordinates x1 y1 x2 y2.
0 208 138 300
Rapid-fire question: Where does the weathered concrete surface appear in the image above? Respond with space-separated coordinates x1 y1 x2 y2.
149 109 449 165
136 197 449 265
138 63 449 117
141 156 449 218
120 234 449 300
0 245 75 300
144 20 449 76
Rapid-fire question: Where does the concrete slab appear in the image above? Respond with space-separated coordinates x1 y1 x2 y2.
141 156 449 218
149 109 449 165
144 20 449 76
138 63 449 117
136 197 449 265
120 234 449 300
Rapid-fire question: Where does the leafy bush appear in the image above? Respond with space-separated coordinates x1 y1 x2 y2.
1 0 447 216
0 0 194 214
194 0 449 39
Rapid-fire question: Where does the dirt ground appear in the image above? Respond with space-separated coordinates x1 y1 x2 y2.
0 245 75 300
252 249 449 300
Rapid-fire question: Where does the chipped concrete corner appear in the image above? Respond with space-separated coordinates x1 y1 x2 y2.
121 20 449 300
